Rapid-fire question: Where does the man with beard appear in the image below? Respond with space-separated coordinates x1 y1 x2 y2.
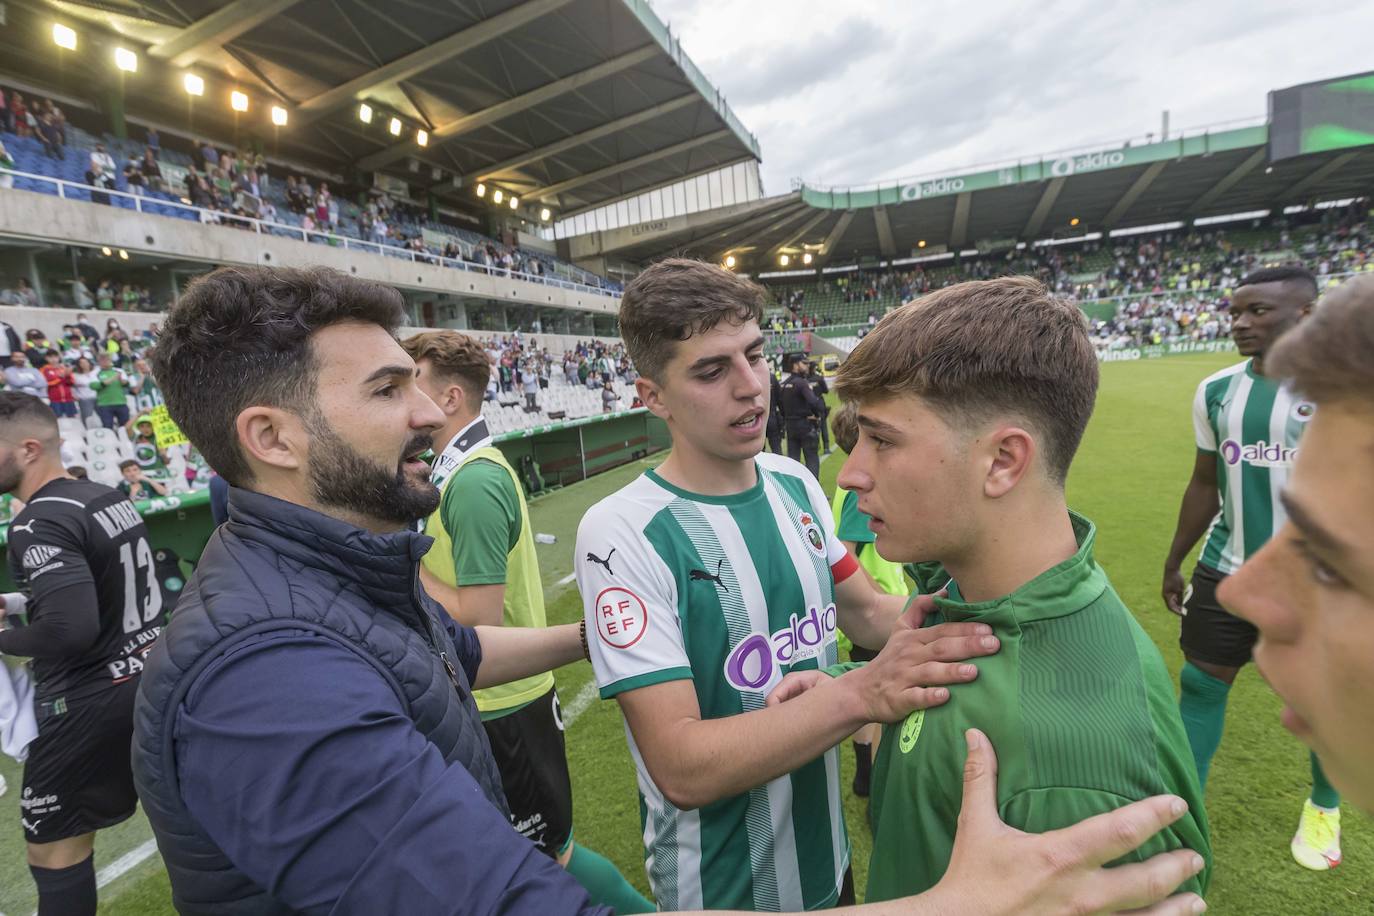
0 391 163 916
129 266 608 914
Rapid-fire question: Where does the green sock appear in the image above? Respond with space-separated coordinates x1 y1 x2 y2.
1179 662 1230 788
1310 753 1341 809
565 841 656 914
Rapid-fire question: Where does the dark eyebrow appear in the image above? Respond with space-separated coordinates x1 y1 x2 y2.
361 364 416 386
856 414 903 437
687 337 766 372
1280 490 1352 558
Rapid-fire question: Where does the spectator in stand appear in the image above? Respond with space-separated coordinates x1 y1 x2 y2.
9 92 29 137
62 330 93 364
91 351 131 428
116 459 168 501
314 183 330 227
0 89 10 134
5 352 48 400
75 313 99 342
87 143 116 205
15 277 38 308
124 158 146 197
600 377 619 414
24 329 53 365
146 126 160 153
41 350 77 417
37 112 64 160
67 276 94 309
0 140 14 189
71 355 98 425
142 148 164 193
520 362 540 410
95 280 115 312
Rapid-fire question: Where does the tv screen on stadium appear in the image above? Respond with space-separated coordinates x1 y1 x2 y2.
1269 71 1374 161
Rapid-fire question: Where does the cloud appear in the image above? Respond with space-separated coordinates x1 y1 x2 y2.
649 0 1372 196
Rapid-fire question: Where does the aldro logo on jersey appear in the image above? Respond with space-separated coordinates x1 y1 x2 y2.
723 604 838 692
1220 439 1298 469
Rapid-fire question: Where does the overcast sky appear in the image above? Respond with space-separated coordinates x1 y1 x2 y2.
648 0 1373 196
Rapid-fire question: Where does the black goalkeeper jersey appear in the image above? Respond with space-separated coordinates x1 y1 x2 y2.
4 478 164 700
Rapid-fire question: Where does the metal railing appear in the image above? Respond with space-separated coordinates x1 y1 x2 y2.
0 167 620 300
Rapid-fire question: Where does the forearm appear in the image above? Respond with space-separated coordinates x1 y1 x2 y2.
472 623 582 689
641 677 866 809
0 583 100 657
1164 481 1219 569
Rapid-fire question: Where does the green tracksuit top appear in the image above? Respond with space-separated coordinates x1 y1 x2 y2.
866 512 1211 901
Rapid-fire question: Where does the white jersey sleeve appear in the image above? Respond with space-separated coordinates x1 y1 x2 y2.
576 500 691 699
1192 380 1217 452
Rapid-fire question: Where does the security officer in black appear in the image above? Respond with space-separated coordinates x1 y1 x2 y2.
779 352 825 478
808 362 831 455
766 365 784 454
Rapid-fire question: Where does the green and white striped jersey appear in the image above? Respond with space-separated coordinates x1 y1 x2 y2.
575 452 857 911
1193 359 1314 574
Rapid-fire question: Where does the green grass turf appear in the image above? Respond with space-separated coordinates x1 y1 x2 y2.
1 353 1368 914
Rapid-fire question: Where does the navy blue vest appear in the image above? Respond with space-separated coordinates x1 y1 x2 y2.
132 488 507 914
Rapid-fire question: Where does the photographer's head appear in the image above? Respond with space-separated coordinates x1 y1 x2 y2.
152 266 444 532
0 392 64 499
1218 274 1374 812
835 277 1098 566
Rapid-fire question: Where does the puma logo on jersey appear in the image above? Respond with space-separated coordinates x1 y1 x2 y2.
586 548 616 576
21 817 42 835
11 519 36 534
689 558 728 593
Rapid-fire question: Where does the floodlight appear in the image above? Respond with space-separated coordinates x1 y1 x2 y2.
917 239 926 248
52 24 77 51
388 117 402 137
183 73 205 96
416 129 429 147
230 91 249 112
476 183 486 198
539 207 551 221
802 252 813 265
724 255 736 269
358 103 373 124
101 246 112 256
1070 217 1080 227
115 48 138 73
779 254 790 267
271 106 288 126
509 196 519 210
492 189 504 204
118 249 129 260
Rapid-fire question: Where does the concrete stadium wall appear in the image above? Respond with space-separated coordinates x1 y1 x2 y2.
0 188 620 316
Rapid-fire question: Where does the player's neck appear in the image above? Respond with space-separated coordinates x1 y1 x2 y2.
1250 352 1269 377
944 494 1078 604
437 410 482 453
17 461 71 503
655 445 758 497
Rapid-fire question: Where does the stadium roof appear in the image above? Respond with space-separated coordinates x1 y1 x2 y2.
574 122 1374 270
2 0 760 215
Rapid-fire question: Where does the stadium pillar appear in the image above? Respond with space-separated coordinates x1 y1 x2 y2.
108 83 128 141
578 426 587 482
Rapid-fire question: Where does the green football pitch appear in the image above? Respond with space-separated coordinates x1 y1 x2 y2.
1 352 1368 915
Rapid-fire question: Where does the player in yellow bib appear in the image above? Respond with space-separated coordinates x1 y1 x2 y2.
403 331 653 914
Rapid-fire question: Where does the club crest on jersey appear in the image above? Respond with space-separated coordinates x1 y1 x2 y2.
1291 401 1316 423
799 512 825 555
21 545 60 569
1220 438 1297 469
723 604 838 692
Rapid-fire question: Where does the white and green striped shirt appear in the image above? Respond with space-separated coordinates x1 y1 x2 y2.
1193 359 1314 574
576 452 855 911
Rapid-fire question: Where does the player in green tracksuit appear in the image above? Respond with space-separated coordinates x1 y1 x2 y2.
827 276 1211 902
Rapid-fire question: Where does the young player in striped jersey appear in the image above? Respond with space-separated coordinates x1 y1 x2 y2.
1161 266 1344 871
575 259 1002 911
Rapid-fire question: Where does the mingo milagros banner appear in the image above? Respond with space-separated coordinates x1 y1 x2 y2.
1097 340 1238 363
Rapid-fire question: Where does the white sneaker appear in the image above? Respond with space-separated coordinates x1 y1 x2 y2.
1291 799 1342 871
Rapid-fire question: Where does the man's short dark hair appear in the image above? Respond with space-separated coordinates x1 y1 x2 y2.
837 277 1098 486
618 259 765 383
0 391 59 438
1237 266 1318 299
119 459 138 471
400 331 490 403
151 266 406 486
1269 274 1374 409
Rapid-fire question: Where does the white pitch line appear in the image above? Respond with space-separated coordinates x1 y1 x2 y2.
562 679 599 727
97 838 160 890
556 571 577 586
